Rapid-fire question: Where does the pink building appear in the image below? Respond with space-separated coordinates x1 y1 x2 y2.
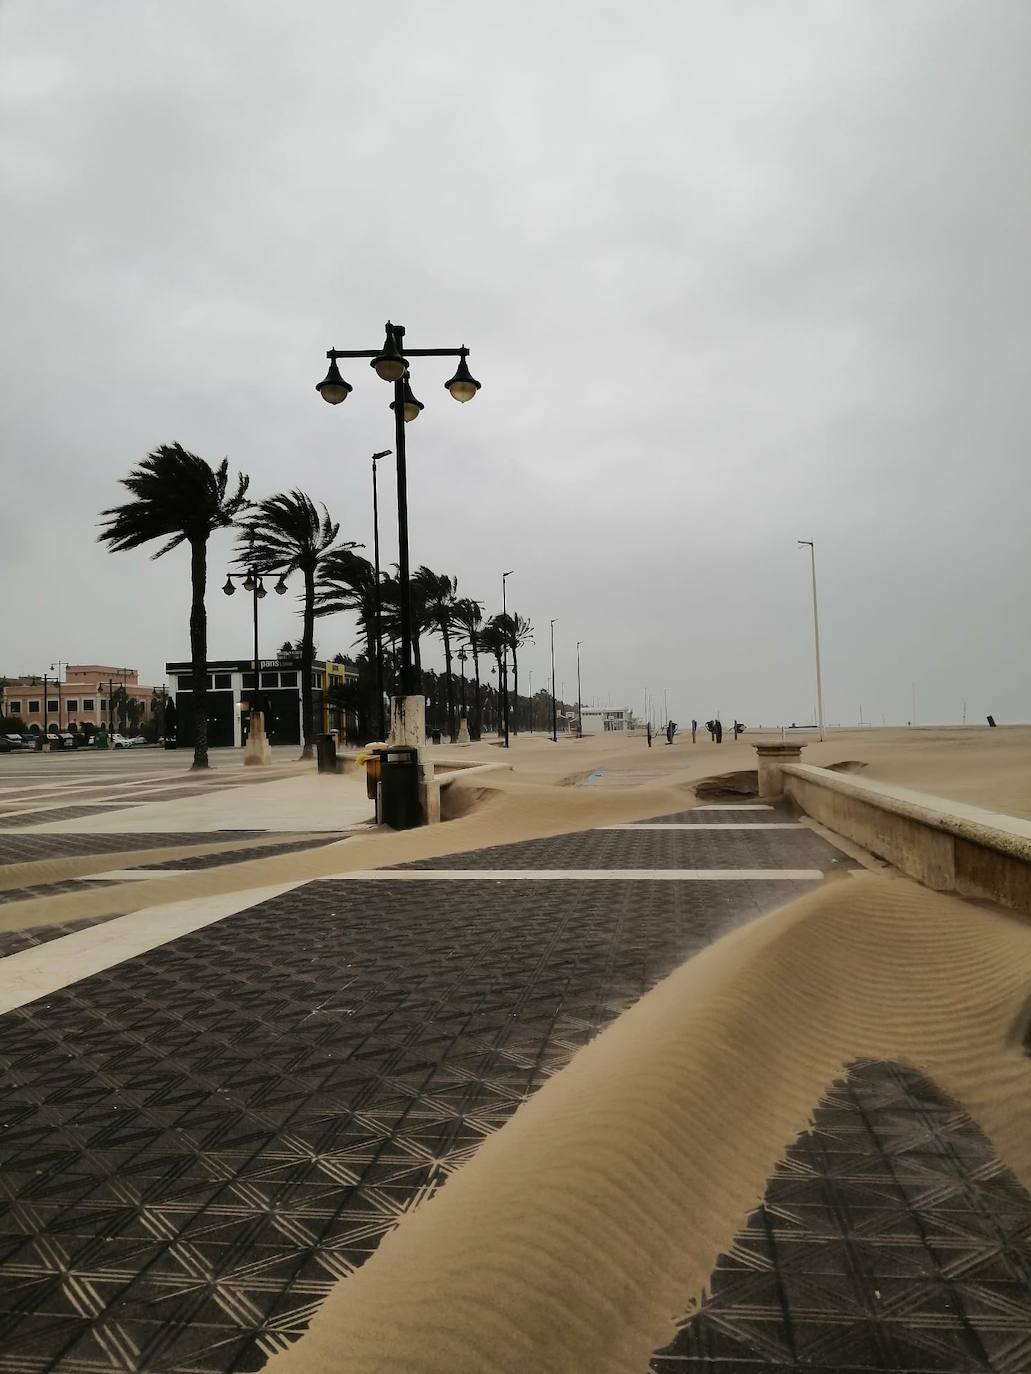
0 664 164 735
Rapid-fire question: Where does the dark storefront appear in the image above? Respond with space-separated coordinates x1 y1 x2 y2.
166 659 324 749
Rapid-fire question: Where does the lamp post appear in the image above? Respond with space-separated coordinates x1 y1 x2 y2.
50 661 67 731
501 569 514 748
528 669 533 733
576 642 583 738
457 645 468 723
371 449 391 742
316 321 480 749
224 534 288 745
550 619 558 743
797 540 825 742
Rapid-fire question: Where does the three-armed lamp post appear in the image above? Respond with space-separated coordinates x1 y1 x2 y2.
316 322 480 748
223 534 288 745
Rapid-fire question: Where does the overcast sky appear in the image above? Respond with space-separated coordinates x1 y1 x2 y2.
2 0 1029 727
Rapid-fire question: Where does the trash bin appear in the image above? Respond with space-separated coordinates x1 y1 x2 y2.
380 745 420 830
431 730 441 745
365 751 382 800
316 733 338 774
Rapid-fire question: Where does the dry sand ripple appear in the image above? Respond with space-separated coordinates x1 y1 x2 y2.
264 872 1031 1374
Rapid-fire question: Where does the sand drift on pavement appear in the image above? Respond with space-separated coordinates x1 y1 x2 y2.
263 871 1031 1374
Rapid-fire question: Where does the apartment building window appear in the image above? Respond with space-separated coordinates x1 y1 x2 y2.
83 698 94 711
47 700 58 712
28 700 39 713
8 700 20 713
66 699 78 712
100 698 107 710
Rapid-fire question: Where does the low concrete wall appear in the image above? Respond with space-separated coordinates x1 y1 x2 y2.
782 763 1031 916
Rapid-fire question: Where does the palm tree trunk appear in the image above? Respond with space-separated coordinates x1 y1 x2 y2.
300 566 316 759
442 627 456 741
189 536 209 770
512 646 520 736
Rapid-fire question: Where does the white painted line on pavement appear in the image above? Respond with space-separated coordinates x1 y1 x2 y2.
0 881 304 1015
692 804 774 811
320 869 824 882
598 823 802 831
76 869 180 881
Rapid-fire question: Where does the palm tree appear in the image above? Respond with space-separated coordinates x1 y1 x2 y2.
98 443 250 769
480 618 508 738
452 598 484 739
414 567 460 741
316 548 384 738
241 490 357 760
506 612 535 734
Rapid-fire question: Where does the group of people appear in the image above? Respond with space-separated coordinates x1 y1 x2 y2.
646 717 746 746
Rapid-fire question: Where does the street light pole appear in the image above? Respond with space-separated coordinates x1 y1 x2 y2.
224 536 286 747
528 669 533 733
317 321 480 748
550 619 558 743
798 540 825 742
371 449 390 741
50 661 67 731
576 641 583 738
501 570 513 749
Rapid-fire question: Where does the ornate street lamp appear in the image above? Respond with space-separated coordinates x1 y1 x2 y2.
315 320 481 739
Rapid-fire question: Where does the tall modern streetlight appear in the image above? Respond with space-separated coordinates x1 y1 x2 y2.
224 533 288 741
501 569 514 748
550 618 558 743
798 540 825 742
576 641 583 738
528 669 533 733
370 449 391 742
316 321 480 747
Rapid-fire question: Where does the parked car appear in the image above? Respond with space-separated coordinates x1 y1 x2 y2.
47 733 77 750
0 735 30 753
111 733 146 749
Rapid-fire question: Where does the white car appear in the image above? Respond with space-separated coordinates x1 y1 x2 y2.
111 733 137 749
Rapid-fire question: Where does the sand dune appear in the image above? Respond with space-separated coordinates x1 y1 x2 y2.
263 872 1031 1374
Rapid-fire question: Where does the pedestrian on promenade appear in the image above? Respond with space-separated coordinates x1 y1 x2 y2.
691 719 697 743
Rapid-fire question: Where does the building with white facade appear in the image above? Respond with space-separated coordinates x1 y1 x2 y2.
580 706 632 734
165 655 360 748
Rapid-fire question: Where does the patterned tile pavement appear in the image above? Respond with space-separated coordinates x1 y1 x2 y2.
398 825 857 872
652 1060 1031 1372
0 807 1027 1372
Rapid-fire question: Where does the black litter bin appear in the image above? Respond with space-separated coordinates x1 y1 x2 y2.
316 733 338 773
380 745 420 830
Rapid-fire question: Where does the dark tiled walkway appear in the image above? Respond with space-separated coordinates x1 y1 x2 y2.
0 806 1026 1372
653 1060 1031 1372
